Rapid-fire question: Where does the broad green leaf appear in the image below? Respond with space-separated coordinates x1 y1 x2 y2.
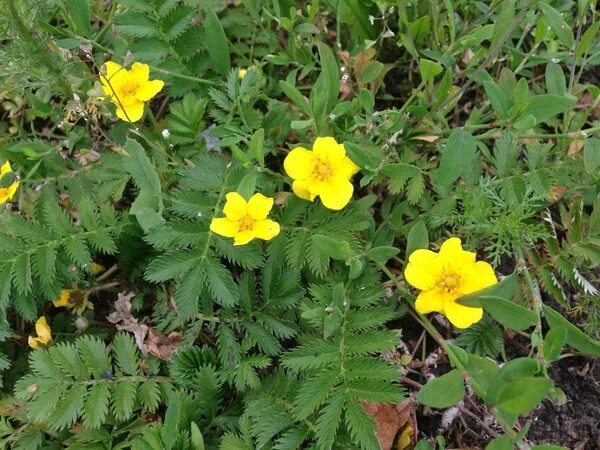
576 21 600 58
417 369 465 408
542 327 567 362
484 81 510 118
478 296 537 331
522 95 576 123
191 422 205 450
358 88 375 114
490 0 515 51
496 377 553 415
538 2 574 48
316 41 339 113
545 63 566 97
311 235 351 261
543 305 600 356
279 81 310 115
345 141 384 170
437 129 477 188
583 138 600 173
204 9 230 75
486 436 513 450
405 221 428 258
419 59 443 82
381 163 420 180
457 272 520 307
236 172 257 199
66 0 92 37
249 128 265 168
366 246 400 263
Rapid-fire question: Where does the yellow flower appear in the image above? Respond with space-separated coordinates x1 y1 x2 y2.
283 137 359 210
404 237 498 329
53 290 71 307
28 316 52 349
210 192 280 246
99 61 164 122
0 161 20 204
238 68 247 79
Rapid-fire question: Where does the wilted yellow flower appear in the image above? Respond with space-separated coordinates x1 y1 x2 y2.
53 290 71 307
0 161 20 204
238 68 247 79
99 61 164 122
210 192 280 246
284 137 359 210
52 289 93 315
28 316 52 349
404 237 497 329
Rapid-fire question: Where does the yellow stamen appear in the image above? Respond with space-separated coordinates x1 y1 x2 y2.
238 215 255 231
313 159 333 181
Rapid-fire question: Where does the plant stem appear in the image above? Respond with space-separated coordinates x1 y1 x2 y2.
148 66 221 87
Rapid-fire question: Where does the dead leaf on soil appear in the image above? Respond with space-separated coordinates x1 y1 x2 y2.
362 399 415 450
145 328 181 360
107 291 181 360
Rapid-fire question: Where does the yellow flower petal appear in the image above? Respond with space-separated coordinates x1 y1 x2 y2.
100 61 126 97
439 237 476 265
415 289 446 314
35 316 52 344
460 261 498 294
28 336 40 349
292 179 316 201
313 137 345 163
129 62 150 80
404 249 440 290
338 156 360 179
284 147 314 180
136 79 164 102
115 101 145 122
443 300 483 329
238 68 247 79
210 218 238 237
53 290 71 308
247 193 273 220
253 219 280 241
223 192 248 220
318 177 353 210
234 230 255 246
0 161 12 176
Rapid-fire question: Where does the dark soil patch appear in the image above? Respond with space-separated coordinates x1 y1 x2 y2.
527 356 600 449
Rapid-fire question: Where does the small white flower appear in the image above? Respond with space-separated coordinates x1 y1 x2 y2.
551 58 560 63
368 15 375 25
341 73 350 82
161 129 170 138
382 30 395 38
73 93 81 102
197 212 202 217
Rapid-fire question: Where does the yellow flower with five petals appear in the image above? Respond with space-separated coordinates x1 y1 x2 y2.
404 237 497 329
28 316 52 349
284 137 359 210
99 61 164 122
0 161 20 205
210 192 280 246
53 290 71 307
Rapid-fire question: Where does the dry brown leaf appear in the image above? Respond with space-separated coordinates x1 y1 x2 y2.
548 186 567 204
567 138 585 156
362 399 415 450
145 328 181 360
107 291 149 354
411 135 440 143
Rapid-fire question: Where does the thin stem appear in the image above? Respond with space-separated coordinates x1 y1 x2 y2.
149 66 221 87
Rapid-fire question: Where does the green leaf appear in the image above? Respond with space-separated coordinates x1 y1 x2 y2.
543 305 600 357
65 0 92 37
406 221 429 258
311 235 351 261
316 41 340 113
250 128 265 168
419 59 443 82
496 377 553 415
542 327 567 362
82 382 110 429
47 383 85 430
583 138 600 173
484 81 510 119
204 9 230 75
112 333 139 376
205 255 239 307
366 246 400 263
237 173 257 200
522 95 576 124
486 436 513 450
437 129 477 188
545 63 566 97
123 138 164 232
345 397 379 449
279 81 310 115
538 2 574 48
478 296 537 331
490 0 515 51
114 12 158 38
576 21 600 59
417 369 465 408
458 272 521 307
358 88 375 114
191 422 205 450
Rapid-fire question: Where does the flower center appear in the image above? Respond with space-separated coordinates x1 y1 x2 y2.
437 270 462 294
238 215 255 231
312 159 333 181
120 81 139 97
